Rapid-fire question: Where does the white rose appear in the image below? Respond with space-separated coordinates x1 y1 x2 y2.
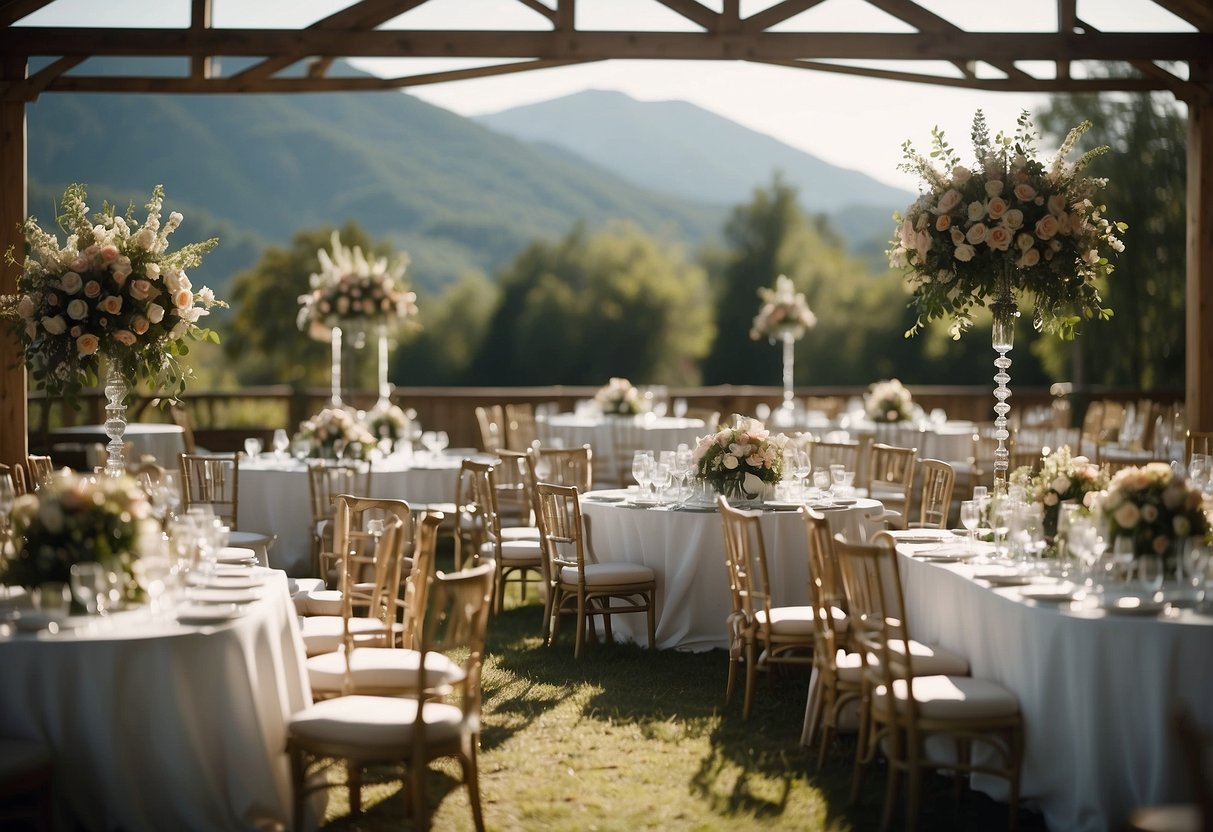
1052 475 1071 495
722 455 739 470
66 299 89 321
147 303 165 324
953 244 976 262
198 286 216 306
41 315 67 335
984 180 1004 197
60 271 83 294
967 201 986 222
17 295 34 319
742 472 765 497
134 227 156 250
145 262 161 279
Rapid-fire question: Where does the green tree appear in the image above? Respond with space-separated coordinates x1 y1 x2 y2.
471 222 713 385
1034 88 1186 389
393 271 497 386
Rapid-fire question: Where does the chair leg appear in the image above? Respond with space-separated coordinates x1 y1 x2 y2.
725 652 739 704
880 757 901 832
289 745 307 832
549 590 564 649
906 742 924 832
462 744 486 832
850 699 872 805
646 594 656 650
409 763 428 831
742 639 758 720
601 599 614 644
348 761 362 817
574 596 587 659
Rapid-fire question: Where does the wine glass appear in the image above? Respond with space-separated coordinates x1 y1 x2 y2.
272 428 290 457
792 449 812 499
990 499 1012 562
812 470 833 504
651 462 672 504
1183 541 1211 609
0 475 14 545
243 437 263 459
960 500 980 552
632 451 653 498
70 562 102 615
1137 552 1164 595
433 431 450 455
1110 536 1135 586
133 555 173 616
420 431 438 460
674 445 695 504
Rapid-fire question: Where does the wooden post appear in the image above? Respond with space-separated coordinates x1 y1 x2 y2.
1188 62 1213 433
0 55 27 468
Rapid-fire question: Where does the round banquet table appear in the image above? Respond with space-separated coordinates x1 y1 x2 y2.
579 491 886 651
0 570 311 832
238 454 465 576
49 423 187 468
538 414 706 484
892 533 1213 832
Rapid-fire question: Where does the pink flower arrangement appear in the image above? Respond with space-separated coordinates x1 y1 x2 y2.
750 275 816 341
1100 462 1210 564
297 231 417 341
693 416 787 498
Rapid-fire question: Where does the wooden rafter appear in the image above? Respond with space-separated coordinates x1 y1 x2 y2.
652 0 717 31
512 0 557 25
0 0 54 28
863 0 1030 81
190 0 212 81
1076 17 1196 101
1151 0 1213 33
1057 0 1077 80
741 0 828 33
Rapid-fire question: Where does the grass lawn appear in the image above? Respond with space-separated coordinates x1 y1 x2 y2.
312 571 1046 832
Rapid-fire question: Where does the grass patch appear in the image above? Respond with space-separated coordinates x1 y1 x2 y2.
315 561 1045 831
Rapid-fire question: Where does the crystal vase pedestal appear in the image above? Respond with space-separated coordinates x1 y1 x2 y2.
103 362 128 477
329 326 343 408
374 324 392 412
990 289 1019 494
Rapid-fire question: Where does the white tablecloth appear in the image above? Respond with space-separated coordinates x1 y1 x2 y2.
50 423 187 468
239 455 465 576
894 541 1213 831
580 491 886 651
0 570 311 832
539 415 705 485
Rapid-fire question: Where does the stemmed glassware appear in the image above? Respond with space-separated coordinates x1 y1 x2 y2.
960 500 980 553
243 437 263 459
990 498 1012 563
272 428 291 457
812 470 833 504
672 445 694 505
632 451 654 500
1182 540 1211 609
0 475 14 549
70 562 102 616
651 461 672 504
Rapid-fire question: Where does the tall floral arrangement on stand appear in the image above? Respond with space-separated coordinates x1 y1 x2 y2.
296 231 417 343
1 184 223 402
864 379 914 423
751 275 816 420
888 111 1125 492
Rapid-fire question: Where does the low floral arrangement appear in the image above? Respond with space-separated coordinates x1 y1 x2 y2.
864 378 914 423
1009 446 1107 540
1 471 159 597
365 403 409 444
297 407 377 460
1100 462 1210 567
889 111 1125 340
297 231 418 341
693 416 787 500
1 184 223 402
595 377 643 416
750 274 816 341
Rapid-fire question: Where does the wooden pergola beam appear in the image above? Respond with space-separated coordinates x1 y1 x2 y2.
0 53 26 471
0 0 54 28
1187 61 1213 434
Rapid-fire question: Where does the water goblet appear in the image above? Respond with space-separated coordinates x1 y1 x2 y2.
792 449 812 500
433 431 450 455
813 470 833 504
632 451 654 498
1112 536 1136 586
1136 552 1164 596
243 437 263 459
70 562 103 615
272 428 290 457
960 500 980 552
1183 540 1211 608
990 499 1012 562
651 462 672 504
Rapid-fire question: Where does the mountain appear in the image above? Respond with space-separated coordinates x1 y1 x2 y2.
476 89 912 254
26 61 725 295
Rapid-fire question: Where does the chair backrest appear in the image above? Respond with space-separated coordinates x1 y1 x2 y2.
332 494 416 644
609 416 649 488
399 510 443 651
178 452 241 526
866 444 917 524
809 440 861 476
535 482 588 585
1187 430 1213 464
802 507 847 659
25 455 55 491
454 458 499 569
916 459 955 529
494 450 532 525
504 403 538 451
0 463 24 500
307 460 372 530
7 463 28 497
474 405 504 453
168 404 198 455
717 495 774 631
530 444 593 492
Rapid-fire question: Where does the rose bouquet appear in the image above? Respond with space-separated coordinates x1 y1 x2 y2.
2 184 223 402
889 111 1124 340
693 416 787 501
366 403 409 445
1100 462 1210 567
864 378 914 423
750 274 816 341
1 471 160 598
1009 446 1107 540
595 377 642 416
297 231 417 341
297 407 377 460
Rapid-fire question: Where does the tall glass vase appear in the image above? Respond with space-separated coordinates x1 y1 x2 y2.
103 361 129 477
329 326 343 408
990 270 1019 494
780 330 796 414
375 324 392 412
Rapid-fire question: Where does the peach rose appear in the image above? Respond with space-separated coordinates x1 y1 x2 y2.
131 316 150 335
950 227 966 246
76 333 100 356
173 289 193 310
986 225 1012 251
954 244 977 262
1003 209 1025 230
1035 215 1060 241
84 280 102 298
966 223 988 245
99 244 119 263
1016 248 1041 267
1014 183 1037 201
100 296 123 315
129 279 153 301
937 188 963 214
113 329 137 346
935 214 951 232
1048 194 1068 215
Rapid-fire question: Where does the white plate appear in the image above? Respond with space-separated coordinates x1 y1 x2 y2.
10 610 70 632
973 571 1033 587
190 574 266 590
216 550 258 565
897 532 956 544
1019 584 1080 602
186 587 260 605
1100 596 1166 616
763 501 803 511
914 547 981 562
176 603 243 625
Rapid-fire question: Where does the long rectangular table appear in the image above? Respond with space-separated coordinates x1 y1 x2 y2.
0 570 311 831
892 533 1213 831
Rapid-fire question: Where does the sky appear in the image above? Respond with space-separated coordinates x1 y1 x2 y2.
19 0 1195 191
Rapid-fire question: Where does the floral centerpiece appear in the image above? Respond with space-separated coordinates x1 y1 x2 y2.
297 231 418 342
1009 446 1107 540
1 184 223 402
864 378 914 423
1 471 159 599
365 402 409 445
1100 462 1210 569
693 416 787 502
889 111 1124 341
595 377 643 416
297 407 377 460
750 274 816 342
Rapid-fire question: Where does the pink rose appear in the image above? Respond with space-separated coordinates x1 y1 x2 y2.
936 188 963 214
950 227 965 246
987 197 1008 220
113 329 137 346
100 296 123 315
935 214 951 232
986 225 1012 251
131 316 150 335
84 280 102 298
99 244 119 263
965 223 988 245
1034 215 1060 241
129 279 153 301
1016 248 1041 267
1014 183 1037 201
76 333 100 356
112 271 128 288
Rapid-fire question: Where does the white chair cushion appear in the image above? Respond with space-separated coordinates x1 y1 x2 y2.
502 526 541 541
295 589 342 617
885 639 970 677
308 647 465 694
873 674 1020 720
559 561 654 586
300 616 390 655
289 694 464 750
481 538 542 563
754 605 815 635
833 649 865 683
